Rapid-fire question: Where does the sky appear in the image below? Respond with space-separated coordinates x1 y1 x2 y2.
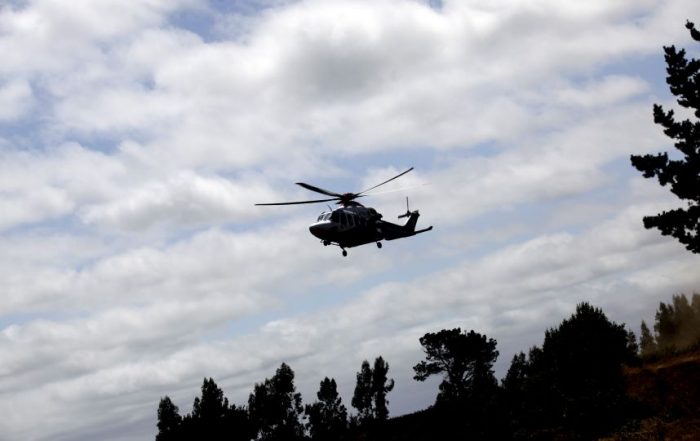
0 0 699 440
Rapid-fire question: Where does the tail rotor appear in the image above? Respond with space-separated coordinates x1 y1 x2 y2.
398 197 413 219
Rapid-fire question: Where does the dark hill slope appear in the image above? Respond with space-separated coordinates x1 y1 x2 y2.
607 349 700 440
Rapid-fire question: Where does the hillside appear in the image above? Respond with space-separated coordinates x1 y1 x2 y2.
608 349 700 440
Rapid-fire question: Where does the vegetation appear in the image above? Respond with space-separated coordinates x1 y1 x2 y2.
305 378 347 441
247 362 305 441
350 357 394 426
413 328 498 406
156 294 700 440
639 292 700 358
630 21 700 254
502 303 638 439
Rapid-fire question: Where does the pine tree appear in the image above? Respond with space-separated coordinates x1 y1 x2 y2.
651 293 700 353
639 320 657 357
539 303 635 435
630 21 700 254
413 328 498 405
371 357 394 422
305 377 348 441
156 396 182 441
248 363 304 441
351 357 395 427
187 378 230 440
351 360 374 425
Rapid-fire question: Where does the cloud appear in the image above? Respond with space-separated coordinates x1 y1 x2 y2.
0 144 124 231
81 171 277 230
0 79 33 121
0 185 73 230
0 0 199 76
554 75 650 109
1 1 700 440
5 0 671 168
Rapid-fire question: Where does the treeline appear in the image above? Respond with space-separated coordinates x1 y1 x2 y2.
639 293 700 358
155 294 700 440
157 357 395 441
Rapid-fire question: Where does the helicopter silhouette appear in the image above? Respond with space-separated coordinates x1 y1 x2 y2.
256 167 432 256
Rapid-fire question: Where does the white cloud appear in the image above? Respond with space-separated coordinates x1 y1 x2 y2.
0 0 199 75
0 79 33 121
0 185 72 230
81 171 277 230
1 0 699 440
0 144 125 230
554 75 650 109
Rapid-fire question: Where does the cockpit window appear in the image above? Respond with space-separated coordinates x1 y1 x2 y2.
317 214 324 222
323 213 331 221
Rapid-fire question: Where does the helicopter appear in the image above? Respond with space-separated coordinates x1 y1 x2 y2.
255 167 432 256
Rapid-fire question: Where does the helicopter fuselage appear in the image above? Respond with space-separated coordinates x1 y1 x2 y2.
309 205 381 248
308 203 432 252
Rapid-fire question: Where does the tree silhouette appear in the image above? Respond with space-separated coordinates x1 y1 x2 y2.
191 378 229 433
640 319 657 357
630 21 700 254
156 396 182 441
351 356 394 427
351 360 374 425
519 303 636 437
371 356 394 422
248 363 304 441
652 293 700 353
305 377 348 441
413 328 498 405
177 377 253 441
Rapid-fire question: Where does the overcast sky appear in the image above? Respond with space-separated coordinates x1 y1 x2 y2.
1 0 699 440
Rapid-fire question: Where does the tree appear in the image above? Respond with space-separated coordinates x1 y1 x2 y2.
501 304 638 438
502 352 528 397
413 328 498 405
305 377 348 441
630 21 700 254
351 360 374 425
652 293 700 352
191 377 229 423
182 377 248 440
626 328 640 363
655 301 678 351
156 396 182 441
371 357 394 422
501 349 549 438
639 319 657 357
539 303 636 435
248 363 304 441
351 357 395 426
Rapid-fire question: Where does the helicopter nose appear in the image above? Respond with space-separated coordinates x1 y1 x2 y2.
309 222 329 239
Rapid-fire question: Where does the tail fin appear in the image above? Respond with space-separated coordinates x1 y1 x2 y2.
402 210 432 237
381 200 432 241
403 210 420 232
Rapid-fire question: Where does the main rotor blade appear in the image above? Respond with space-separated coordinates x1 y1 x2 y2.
357 167 414 196
295 182 343 197
361 182 430 196
255 197 339 206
